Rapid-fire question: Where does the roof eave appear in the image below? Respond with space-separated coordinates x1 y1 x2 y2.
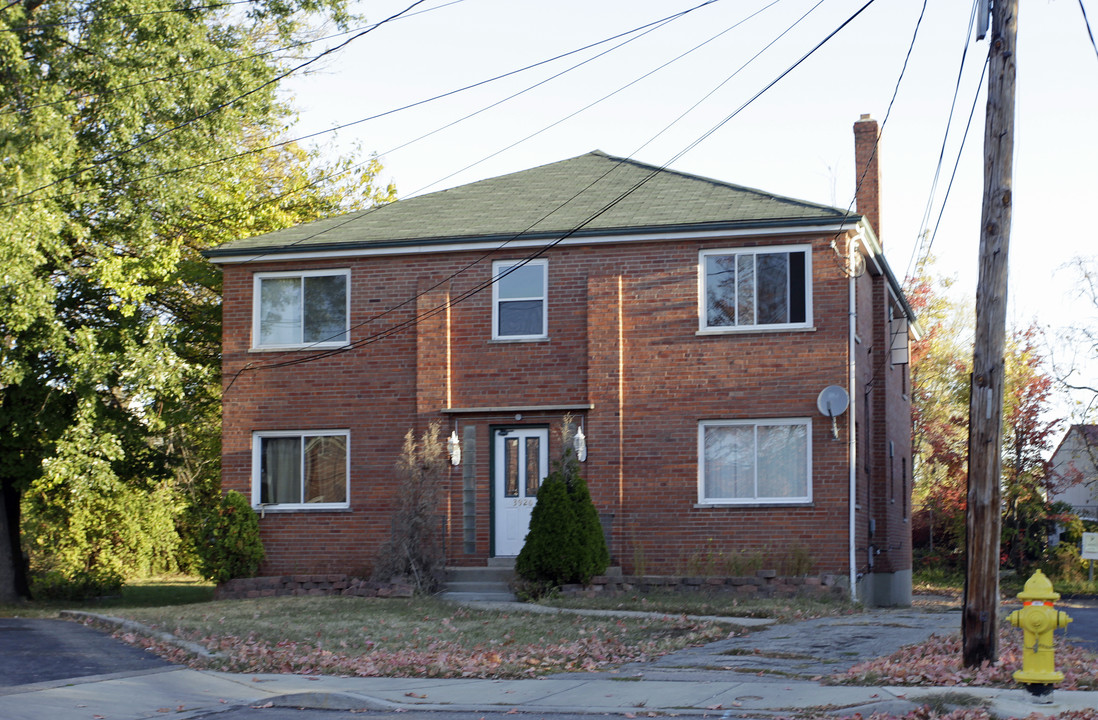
203 216 860 264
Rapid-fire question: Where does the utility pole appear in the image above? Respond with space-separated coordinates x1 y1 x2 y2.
963 0 1018 668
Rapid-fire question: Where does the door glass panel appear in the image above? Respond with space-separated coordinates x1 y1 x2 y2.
525 437 540 496
504 437 518 497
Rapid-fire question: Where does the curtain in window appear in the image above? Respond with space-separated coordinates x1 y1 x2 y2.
304 436 347 503
262 437 301 504
260 278 302 345
496 263 544 336
498 300 543 336
704 425 755 499
756 424 808 499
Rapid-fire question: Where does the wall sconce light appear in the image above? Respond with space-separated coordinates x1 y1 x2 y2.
448 430 461 466
573 426 587 462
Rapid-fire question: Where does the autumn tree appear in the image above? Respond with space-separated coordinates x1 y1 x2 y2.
909 269 973 562
1000 325 1064 570
0 0 394 601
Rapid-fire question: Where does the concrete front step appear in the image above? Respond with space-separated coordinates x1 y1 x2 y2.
440 591 518 603
443 564 517 602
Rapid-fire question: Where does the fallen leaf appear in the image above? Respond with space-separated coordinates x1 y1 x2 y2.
706 705 723 710
404 692 427 699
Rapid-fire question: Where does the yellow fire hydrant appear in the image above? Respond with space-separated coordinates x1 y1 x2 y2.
1006 570 1072 698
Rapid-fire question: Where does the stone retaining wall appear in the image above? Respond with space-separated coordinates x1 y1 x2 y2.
215 574 413 600
556 570 846 599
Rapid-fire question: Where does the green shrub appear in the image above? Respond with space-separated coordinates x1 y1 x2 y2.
516 419 608 593
516 473 579 588
30 567 123 601
196 490 265 584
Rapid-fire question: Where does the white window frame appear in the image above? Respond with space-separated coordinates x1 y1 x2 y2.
251 429 351 510
697 418 812 506
491 259 548 341
252 269 351 350
698 245 812 333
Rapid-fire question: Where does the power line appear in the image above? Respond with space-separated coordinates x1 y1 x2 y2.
2 0 432 207
915 55 989 279
0 1 468 119
1080 0 1098 64
0 0 719 210
224 0 881 387
903 0 981 285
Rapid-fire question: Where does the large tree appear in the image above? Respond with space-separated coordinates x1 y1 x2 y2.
909 264 1067 571
0 0 393 601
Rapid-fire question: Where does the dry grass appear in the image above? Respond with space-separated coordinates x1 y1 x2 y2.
540 589 859 621
110 594 731 677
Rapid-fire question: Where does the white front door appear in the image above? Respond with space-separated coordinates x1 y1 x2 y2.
493 427 549 557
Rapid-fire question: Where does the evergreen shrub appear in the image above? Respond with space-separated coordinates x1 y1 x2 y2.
515 420 608 593
196 490 265 584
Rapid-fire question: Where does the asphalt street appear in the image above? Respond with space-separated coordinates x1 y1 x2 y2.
0 617 172 690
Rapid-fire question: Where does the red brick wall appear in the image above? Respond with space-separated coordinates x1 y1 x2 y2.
219 231 910 578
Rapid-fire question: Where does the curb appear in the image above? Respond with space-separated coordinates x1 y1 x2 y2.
59 610 220 660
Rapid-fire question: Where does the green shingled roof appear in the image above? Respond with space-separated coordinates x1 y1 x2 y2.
206 151 858 258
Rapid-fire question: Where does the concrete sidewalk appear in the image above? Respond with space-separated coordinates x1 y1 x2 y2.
3 600 1093 720
2 666 1096 720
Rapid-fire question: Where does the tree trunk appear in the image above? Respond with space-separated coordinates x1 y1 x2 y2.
0 479 30 603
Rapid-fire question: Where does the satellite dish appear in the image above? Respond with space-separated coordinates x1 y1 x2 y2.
816 385 849 418
817 386 849 440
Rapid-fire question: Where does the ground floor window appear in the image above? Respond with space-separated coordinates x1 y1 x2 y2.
698 419 811 504
253 430 349 509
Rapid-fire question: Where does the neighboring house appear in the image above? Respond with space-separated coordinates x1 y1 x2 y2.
205 115 919 607
1050 424 1098 519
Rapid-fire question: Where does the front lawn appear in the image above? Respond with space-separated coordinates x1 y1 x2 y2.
107 594 732 677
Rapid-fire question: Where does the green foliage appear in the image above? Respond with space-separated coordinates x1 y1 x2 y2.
515 473 579 588
0 0 391 599
516 420 609 592
372 423 447 594
909 264 1069 575
196 491 265 584
29 567 124 602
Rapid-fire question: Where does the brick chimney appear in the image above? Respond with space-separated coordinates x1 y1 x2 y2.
853 114 882 241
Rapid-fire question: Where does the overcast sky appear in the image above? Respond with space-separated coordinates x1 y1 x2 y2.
279 0 1098 421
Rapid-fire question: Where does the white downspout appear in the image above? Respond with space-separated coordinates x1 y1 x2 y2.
848 234 860 603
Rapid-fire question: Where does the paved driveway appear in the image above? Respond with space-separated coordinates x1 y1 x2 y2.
0 618 173 691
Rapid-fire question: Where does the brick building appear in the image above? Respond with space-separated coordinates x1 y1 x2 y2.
206 116 919 606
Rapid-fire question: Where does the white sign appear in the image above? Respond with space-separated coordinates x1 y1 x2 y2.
1083 533 1098 561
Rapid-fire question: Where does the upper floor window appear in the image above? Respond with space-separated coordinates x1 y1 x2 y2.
254 270 349 349
700 246 810 331
492 259 547 340
253 430 349 510
698 419 811 505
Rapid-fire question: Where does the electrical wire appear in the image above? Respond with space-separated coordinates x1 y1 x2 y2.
902 0 980 285
915 55 988 278
219 0 799 366
0 1 469 119
222 0 880 388
0 0 719 209
2 0 432 207
1080 0 1098 64
392 0 775 197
